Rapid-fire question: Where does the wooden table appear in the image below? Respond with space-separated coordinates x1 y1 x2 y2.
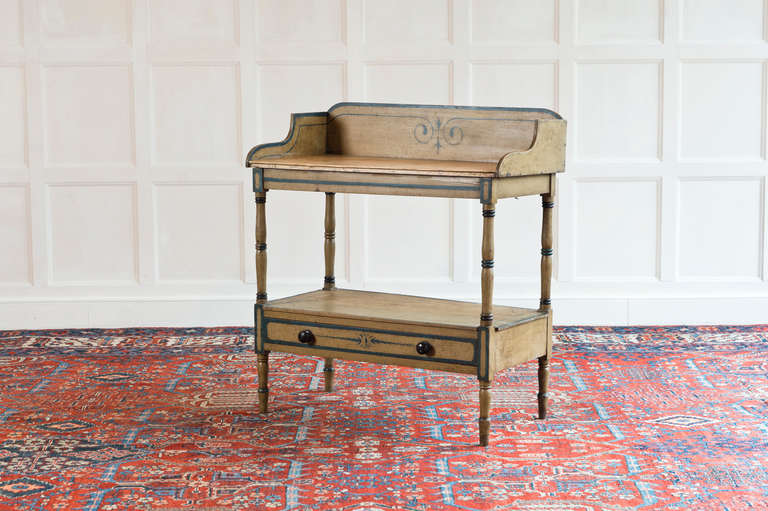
246 102 566 446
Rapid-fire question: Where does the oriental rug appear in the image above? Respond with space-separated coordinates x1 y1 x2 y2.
0 325 766 510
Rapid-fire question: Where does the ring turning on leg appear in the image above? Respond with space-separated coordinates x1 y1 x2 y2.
479 380 491 446
537 355 550 419
257 351 269 413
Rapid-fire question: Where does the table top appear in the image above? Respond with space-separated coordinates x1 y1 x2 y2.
256 154 498 178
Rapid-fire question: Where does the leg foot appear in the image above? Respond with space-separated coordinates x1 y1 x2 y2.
479 380 491 446
323 358 334 392
258 351 269 413
537 355 550 419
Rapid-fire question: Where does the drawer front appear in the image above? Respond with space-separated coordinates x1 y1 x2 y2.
262 316 477 366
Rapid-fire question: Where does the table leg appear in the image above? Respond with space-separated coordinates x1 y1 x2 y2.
322 192 336 391
258 351 269 413
323 358 334 392
538 192 554 419
255 191 269 412
480 202 495 327
479 201 495 445
479 380 491 446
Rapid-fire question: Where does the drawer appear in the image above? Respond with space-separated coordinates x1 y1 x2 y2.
261 316 477 366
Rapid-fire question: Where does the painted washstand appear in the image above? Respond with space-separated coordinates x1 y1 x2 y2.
246 102 566 446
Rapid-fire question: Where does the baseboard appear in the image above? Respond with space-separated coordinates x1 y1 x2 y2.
1 295 766 330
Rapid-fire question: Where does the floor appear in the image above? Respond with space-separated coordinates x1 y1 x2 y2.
0 325 766 510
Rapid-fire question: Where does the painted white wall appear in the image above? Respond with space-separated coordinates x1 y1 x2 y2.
1 0 767 328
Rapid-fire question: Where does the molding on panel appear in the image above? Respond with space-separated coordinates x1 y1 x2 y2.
148 62 242 167
574 0 664 45
44 182 139 285
40 63 137 168
151 181 244 284
147 0 240 49
361 0 454 46
0 183 32 285
763 176 768 280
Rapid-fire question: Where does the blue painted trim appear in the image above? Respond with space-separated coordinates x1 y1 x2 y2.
247 122 327 163
245 112 327 164
262 316 477 366
328 101 562 119
265 317 476 344
264 338 477 367
265 176 482 193
477 327 491 381
255 304 265 353
252 168 264 192
480 179 492 204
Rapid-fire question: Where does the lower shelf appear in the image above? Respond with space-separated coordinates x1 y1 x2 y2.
256 289 551 380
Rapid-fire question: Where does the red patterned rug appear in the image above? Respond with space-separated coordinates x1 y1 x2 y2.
0 325 766 510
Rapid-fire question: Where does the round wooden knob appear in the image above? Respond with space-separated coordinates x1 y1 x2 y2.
298 330 315 345
416 341 433 355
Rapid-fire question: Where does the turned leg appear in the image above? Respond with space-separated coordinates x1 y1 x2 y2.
478 202 495 445
480 202 495 327
323 358 334 392
538 192 554 419
537 356 549 419
323 192 336 290
255 191 269 412
322 192 336 391
258 351 270 412
479 380 491 446
255 191 268 304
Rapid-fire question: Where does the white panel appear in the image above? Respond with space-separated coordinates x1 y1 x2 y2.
152 65 240 165
267 190 347 281
3 0 768 328
0 66 26 167
258 0 342 43
575 180 658 279
150 0 237 46
577 0 660 43
364 0 450 43
258 64 345 143
40 0 130 46
43 66 134 166
155 184 241 281
366 63 451 104
471 62 556 110
473 197 541 279
0 186 30 284
682 0 763 42
0 0 22 46
679 179 761 278
576 62 660 160
680 62 763 160
367 196 450 279
49 184 136 282
471 0 556 43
